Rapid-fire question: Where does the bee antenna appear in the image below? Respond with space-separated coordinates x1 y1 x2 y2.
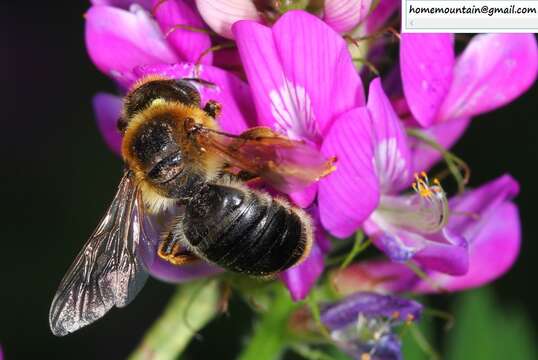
181 77 217 89
194 43 236 69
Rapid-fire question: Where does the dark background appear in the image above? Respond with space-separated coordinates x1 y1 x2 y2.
3 2 538 359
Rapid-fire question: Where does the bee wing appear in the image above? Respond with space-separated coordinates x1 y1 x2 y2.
197 127 335 193
49 172 151 336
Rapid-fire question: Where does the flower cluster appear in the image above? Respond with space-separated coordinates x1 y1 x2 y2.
86 0 537 358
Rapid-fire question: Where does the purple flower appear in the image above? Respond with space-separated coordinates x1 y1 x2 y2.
321 292 423 360
85 0 213 86
318 76 468 275
331 175 521 296
399 34 538 171
196 0 372 39
401 34 538 128
91 0 153 9
232 10 368 299
87 4 530 304
361 0 400 35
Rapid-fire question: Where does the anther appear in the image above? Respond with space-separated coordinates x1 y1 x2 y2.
413 171 445 199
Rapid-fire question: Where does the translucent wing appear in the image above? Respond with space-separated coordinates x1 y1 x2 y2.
49 172 151 336
196 126 336 193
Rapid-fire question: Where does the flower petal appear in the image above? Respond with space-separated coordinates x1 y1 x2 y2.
233 11 364 142
400 34 455 127
85 5 178 86
134 63 256 134
363 0 399 35
91 0 152 9
365 220 469 275
439 34 538 121
448 174 519 240
323 0 372 33
319 108 380 238
412 229 468 275
416 202 520 293
289 184 318 209
321 292 423 330
408 116 471 173
330 261 418 296
196 0 260 39
367 78 412 192
212 46 243 74
139 213 222 283
280 241 324 301
145 257 222 283
152 0 213 64
93 93 123 155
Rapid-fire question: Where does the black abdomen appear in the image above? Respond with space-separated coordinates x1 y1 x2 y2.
182 183 310 276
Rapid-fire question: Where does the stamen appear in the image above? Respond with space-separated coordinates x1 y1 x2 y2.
412 172 445 200
195 43 236 67
376 171 449 234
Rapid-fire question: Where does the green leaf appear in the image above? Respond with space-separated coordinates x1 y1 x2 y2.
238 286 299 360
129 279 219 360
446 287 537 360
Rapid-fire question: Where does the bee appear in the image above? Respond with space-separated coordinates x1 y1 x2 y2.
49 76 335 336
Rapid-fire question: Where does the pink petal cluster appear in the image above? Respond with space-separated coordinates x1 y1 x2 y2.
195 0 373 39
85 1 537 301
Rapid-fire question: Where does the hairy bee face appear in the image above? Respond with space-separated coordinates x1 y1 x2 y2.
122 109 208 205
120 79 222 209
129 116 182 181
118 77 201 133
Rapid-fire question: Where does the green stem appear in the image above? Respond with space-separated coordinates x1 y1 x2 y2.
289 343 335 360
405 261 447 294
129 280 219 360
423 307 455 331
409 323 441 360
406 128 469 194
238 287 299 360
306 293 332 339
340 231 371 270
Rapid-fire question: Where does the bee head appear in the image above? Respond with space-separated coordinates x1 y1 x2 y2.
118 77 201 133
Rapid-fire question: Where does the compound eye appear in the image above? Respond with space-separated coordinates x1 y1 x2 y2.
174 79 201 106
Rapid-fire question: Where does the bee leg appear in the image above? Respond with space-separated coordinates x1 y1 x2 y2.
157 232 199 266
203 100 222 118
